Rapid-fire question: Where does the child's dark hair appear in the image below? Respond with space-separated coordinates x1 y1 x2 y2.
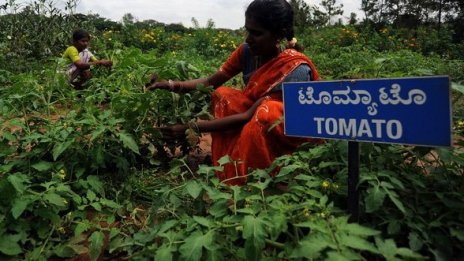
72 29 90 42
245 0 302 51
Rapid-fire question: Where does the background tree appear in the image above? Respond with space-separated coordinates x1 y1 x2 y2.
361 0 381 23
289 0 313 31
312 5 329 27
320 0 344 25
348 12 358 25
122 13 135 26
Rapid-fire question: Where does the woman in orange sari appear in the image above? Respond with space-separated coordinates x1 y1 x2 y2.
146 0 321 185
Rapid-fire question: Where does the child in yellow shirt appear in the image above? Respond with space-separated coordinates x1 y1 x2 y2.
63 29 112 89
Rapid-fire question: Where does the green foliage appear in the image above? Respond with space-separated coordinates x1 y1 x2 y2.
0 3 464 260
0 0 94 72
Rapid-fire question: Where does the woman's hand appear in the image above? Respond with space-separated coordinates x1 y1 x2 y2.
157 124 187 140
96 59 112 67
145 80 174 91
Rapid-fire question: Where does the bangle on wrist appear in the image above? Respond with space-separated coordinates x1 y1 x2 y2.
188 121 200 134
168 80 175 91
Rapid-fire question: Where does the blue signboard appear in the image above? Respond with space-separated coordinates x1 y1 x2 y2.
283 76 452 147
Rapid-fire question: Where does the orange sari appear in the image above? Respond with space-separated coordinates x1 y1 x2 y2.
211 46 321 185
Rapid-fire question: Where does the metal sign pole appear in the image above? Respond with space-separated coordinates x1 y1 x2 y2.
348 141 360 222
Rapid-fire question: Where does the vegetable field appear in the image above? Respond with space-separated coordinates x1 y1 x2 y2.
1 1 464 260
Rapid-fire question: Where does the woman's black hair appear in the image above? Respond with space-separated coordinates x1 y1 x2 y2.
245 0 295 42
72 29 90 42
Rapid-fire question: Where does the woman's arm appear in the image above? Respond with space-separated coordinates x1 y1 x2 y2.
92 59 113 67
73 59 112 69
159 97 265 139
199 96 264 132
146 70 230 92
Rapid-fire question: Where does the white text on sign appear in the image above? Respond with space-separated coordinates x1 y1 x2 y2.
313 117 403 140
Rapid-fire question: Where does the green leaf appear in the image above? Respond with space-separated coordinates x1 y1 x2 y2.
385 190 406 214
1 131 16 142
0 235 22 255
43 192 67 207
68 243 88 255
338 234 379 253
318 161 345 168
155 244 173 261
408 232 423 251
89 231 105 261
375 237 398 259
276 164 302 177
451 82 464 95
344 223 380 236
268 213 287 238
87 176 104 194
387 220 401 235
52 139 74 160
94 145 106 167
185 180 202 199
100 198 121 209
90 202 102 211
242 215 266 240
193 216 213 228
179 231 213 261
208 200 229 217
451 228 464 241
364 186 386 213
75 222 91 236
374 58 388 64
290 234 329 259
397 247 424 259
90 126 106 141
11 196 31 219
217 155 232 166
7 173 29 194
326 250 360 261
118 131 140 154
87 190 97 202
203 187 231 201
31 161 54 172
54 244 76 258
158 220 179 234
242 215 266 261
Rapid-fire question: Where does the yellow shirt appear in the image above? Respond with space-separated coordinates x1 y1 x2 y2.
62 46 96 81
62 46 96 64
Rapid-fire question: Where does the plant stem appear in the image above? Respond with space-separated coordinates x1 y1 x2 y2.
265 239 285 249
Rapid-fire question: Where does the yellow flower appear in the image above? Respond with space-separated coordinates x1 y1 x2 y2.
35 85 44 91
58 169 66 180
321 180 331 189
303 208 310 217
57 226 66 234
